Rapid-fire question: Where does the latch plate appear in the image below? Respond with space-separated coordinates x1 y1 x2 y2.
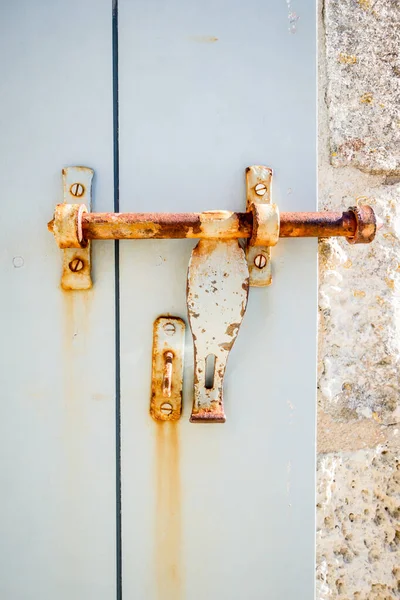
187 239 249 422
60 167 93 290
150 317 186 422
245 165 273 287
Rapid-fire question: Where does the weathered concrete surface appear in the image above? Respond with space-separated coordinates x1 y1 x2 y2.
317 447 400 600
324 0 400 174
318 1 400 597
318 181 400 427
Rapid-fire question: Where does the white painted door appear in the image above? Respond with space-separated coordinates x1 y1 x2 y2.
118 2 316 600
0 2 116 599
1 2 316 599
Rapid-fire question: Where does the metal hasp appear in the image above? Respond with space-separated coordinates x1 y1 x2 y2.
53 167 93 290
150 317 185 422
187 236 249 423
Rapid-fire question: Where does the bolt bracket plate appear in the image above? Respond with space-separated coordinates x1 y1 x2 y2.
60 167 93 290
245 165 273 287
150 316 186 422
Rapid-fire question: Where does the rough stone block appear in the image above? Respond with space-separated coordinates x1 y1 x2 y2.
325 0 400 173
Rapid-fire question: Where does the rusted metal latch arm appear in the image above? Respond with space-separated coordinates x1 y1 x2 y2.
48 206 379 246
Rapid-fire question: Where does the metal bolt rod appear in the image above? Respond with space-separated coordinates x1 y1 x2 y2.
77 207 377 241
279 211 356 238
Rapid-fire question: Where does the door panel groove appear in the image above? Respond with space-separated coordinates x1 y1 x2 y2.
112 1 122 599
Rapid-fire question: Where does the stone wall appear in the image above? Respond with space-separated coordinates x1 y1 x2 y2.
317 1 400 598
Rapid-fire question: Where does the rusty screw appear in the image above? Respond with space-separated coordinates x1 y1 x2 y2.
160 402 173 416
69 258 85 272
254 254 267 269
255 183 267 196
163 322 176 336
70 182 85 197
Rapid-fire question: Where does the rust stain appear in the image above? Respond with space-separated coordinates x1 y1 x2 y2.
338 53 357 65
61 290 92 483
225 322 240 336
189 35 218 43
155 422 182 600
190 405 225 422
61 292 86 575
360 92 373 104
385 277 395 291
62 293 78 452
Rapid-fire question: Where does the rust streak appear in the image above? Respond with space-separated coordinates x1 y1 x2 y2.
61 292 87 579
155 422 182 600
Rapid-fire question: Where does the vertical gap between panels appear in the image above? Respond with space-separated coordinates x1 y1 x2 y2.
112 1 122 599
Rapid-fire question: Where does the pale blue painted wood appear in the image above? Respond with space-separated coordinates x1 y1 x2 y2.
0 2 116 598
119 1 316 599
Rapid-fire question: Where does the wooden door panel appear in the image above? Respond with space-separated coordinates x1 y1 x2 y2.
0 2 116 598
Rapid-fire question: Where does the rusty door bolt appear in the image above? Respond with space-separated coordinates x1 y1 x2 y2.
51 203 380 244
254 254 267 269
69 258 85 272
70 182 85 197
254 183 267 196
160 402 173 416
163 322 176 336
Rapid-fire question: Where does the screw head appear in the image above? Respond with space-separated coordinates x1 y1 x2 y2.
70 182 85 197
254 183 267 196
163 322 176 336
160 402 173 416
254 254 267 269
13 256 24 268
69 258 85 272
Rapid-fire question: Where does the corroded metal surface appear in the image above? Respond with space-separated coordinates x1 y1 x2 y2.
150 317 185 422
53 208 374 240
347 204 378 244
187 240 249 422
245 165 275 287
80 210 253 241
249 203 280 247
49 203 379 246
59 167 93 291
52 202 88 249
279 210 356 238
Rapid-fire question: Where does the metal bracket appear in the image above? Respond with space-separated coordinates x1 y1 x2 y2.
58 167 93 290
245 165 279 287
187 238 249 422
150 317 185 422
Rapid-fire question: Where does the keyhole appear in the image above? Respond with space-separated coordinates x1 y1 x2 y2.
205 354 216 389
